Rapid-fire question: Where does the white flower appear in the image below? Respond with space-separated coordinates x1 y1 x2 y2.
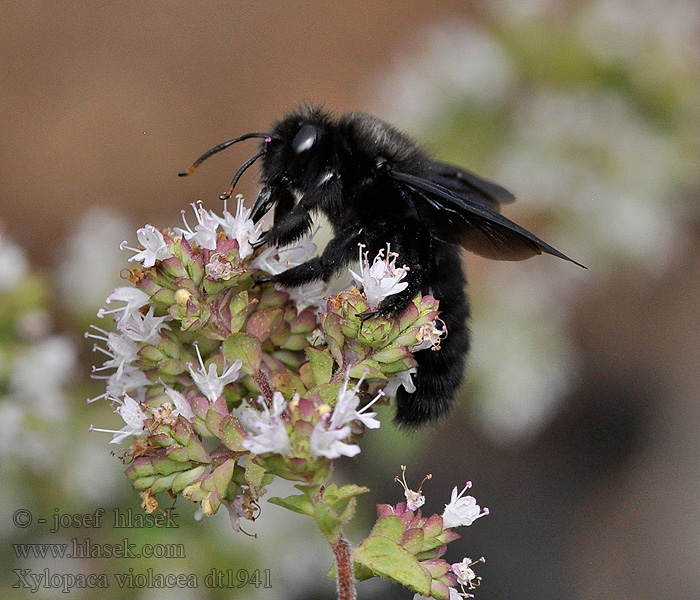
309 418 359 459
280 280 329 313
88 326 140 380
239 392 292 455
384 368 417 396
451 559 475 587
224 494 252 532
411 321 446 352
448 586 468 600
119 306 171 344
97 287 150 325
442 481 489 528
217 196 264 259
307 372 383 459
330 372 382 430
163 386 195 421
348 244 409 310
90 361 151 405
251 235 317 275
90 394 147 444
451 557 485 591
187 342 242 403
175 202 220 250
106 364 150 398
120 225 171 267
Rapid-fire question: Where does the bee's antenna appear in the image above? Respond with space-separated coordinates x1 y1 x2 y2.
218 150 266 201
178 132 272 177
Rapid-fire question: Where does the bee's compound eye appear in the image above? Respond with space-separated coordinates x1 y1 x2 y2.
292 124 319 154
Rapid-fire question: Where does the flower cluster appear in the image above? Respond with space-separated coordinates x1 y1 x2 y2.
0 226 76 471
349 468 488 600
90 198 445 525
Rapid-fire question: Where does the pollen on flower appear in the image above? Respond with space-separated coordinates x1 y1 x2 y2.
150 402 176 427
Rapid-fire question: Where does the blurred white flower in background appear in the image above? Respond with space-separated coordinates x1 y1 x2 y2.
372 1 700 443
57 207 132 315
0 226 76 472
0 226 29 291
375 22 515 133
495 90 685 270
9 335 75 421
575 0 700 68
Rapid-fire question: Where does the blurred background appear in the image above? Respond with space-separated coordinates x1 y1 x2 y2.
2 1 699 598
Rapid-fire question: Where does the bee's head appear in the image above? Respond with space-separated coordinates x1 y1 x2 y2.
264 109 333 182
249 109 335 223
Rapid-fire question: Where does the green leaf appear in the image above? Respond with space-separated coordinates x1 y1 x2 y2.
131 475 158 491
331 484 370 502
306 347 333 385
308 383 342 404
401 528 425 555
268 494 315 516
314 501 342 542
244 459 267 497
372 345 410 363
150 473 178 494
369 515 404 543
349 360 386 380
353 536 431 596
270 371 307 399
336 497 357 523
222 332 262 375
212 459 235 495
246 307 284 342
171 466 207 493
221 416 246 451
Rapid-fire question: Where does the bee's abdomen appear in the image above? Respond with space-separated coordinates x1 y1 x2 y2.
395 244 470 425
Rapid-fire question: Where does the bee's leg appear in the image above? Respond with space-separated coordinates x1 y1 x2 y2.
358 264 423 320
265 204 313 248
269 226 363 287
263 178 343 248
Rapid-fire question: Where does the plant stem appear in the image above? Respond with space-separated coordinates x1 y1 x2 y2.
331 533 356 600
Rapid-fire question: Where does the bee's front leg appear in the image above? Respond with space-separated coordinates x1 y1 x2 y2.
358 263 423 321
267 227 363 287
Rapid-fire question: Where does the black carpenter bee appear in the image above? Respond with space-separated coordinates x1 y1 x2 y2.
179 106 584 426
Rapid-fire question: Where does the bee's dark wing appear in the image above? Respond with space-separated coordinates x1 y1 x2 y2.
390 170 585 267
426 161 515 212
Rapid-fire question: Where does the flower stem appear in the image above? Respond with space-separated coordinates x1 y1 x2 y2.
252 370 274 403
331 533 356 600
